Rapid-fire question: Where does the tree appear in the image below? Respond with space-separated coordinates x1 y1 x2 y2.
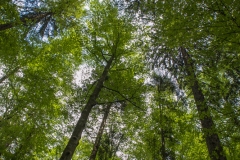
119 0 240 159
89 103 112 160
60 54 114 160
0 0 84 37
0 22 82 159
180 47 226 160
1 0 239 159
0 12 52 31
60 1 137 159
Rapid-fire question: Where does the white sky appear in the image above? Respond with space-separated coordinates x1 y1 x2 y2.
73 63 93 87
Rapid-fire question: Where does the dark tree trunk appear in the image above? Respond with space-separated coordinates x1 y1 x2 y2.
160 129 166 160
180 47 227 160
159 105 166 160
60 55 114 160
89 103 111 160
157 83 167 160
112 133 124 159
0 23 14 31
0 12 52 31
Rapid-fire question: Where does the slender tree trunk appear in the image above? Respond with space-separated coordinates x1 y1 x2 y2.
0 12 52 31
89 103 112 160
60 55 114 160
157 83 167 160
112 133 124 160
160 106 166 160
180 47 227 160
160 129 166 160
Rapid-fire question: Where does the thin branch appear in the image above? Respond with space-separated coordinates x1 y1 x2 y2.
100 49 108 62
0 67 20 84
96 99 126 105
110 68 131 72
85 46 102 64
102 85 145 111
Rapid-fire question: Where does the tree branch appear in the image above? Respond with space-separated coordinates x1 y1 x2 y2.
102 85 145 111
0 66 20 84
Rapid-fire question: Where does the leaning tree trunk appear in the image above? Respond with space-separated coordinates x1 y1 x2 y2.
89 103 112 160
0 12 52 31
60 55 114 160
180 47 226 160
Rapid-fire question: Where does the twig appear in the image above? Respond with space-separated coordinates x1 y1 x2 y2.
102 85 145 111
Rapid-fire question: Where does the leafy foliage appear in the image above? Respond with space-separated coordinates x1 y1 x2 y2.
0 0 239 159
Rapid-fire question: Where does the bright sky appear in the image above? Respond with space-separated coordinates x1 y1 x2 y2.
73 63 93 87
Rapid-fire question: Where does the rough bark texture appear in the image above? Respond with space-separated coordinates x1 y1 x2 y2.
180 47 226 160
60 56 114 160
89 103 111 160
0 12 52 31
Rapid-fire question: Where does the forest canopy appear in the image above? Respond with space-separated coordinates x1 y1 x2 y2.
0 0 239 159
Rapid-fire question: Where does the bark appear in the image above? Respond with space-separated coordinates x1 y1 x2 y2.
180 47 226 160
0 12 52 31
112 133 124 159
159 104 166 160
158 83 167 160
160 129 166 160
60 55 114 160
89 103 111 160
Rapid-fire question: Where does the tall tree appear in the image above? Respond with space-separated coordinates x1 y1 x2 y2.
60 54 114 160
0 0 84 38
0 25 82 159
0 12 52 31
180 47 226 160
60 1 136 159
120 0 240 159
2 0 239 159
89 103 112 160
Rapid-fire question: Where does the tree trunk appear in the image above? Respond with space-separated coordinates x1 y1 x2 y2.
160 128 166 160
157 83 167 160
180 47 226 160
89 103 111 160
60 55 114 160
0 12 52 31
159 105 166 160
112 133 124 160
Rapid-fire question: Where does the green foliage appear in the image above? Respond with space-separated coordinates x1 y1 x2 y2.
1 0 239 159
0 7 82 156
